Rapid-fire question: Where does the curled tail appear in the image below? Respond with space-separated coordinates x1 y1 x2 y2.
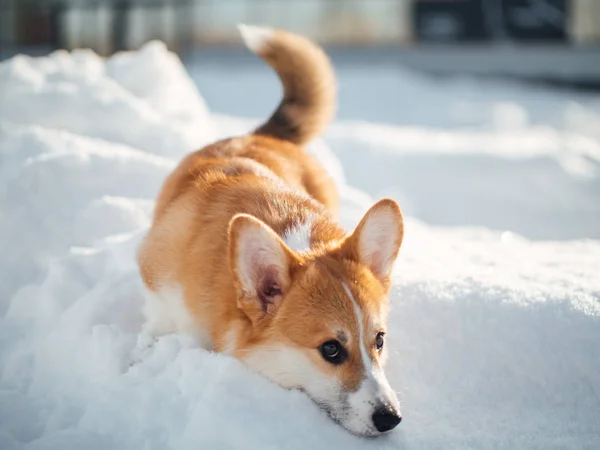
238 24 337 146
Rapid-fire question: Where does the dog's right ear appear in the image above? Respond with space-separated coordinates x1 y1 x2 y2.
228 214 299 324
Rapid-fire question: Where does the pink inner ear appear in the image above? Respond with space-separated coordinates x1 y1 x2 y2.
359 227 395 279
369 251 383 276
249 249 263 273
257 265 282 312
235 221 290 316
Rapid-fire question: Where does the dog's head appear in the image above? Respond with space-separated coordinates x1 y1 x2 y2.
228 199 403 436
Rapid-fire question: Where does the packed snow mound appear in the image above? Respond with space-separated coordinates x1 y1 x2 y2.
1 44 599 450
0 41 213 157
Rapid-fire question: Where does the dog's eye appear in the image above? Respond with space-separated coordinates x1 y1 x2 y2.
319 340 346 365
375 332 385 351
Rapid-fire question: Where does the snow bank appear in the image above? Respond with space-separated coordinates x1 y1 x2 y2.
0 41 213 157
1 44 599 450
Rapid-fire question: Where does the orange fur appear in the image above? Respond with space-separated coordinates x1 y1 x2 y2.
137 25 404 436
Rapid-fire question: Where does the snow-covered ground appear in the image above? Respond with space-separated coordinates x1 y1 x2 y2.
1 41 599 450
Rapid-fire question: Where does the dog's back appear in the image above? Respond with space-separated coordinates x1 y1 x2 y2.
151 25 339 223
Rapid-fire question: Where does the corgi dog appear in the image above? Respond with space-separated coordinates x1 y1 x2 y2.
137 24 404 436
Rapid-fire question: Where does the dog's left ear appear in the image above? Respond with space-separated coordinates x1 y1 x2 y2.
342 198 404 285
229 214 299 324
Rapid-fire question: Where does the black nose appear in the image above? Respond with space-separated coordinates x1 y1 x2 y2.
372 406 402 433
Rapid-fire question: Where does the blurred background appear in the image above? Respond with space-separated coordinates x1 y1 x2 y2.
1 0 600 88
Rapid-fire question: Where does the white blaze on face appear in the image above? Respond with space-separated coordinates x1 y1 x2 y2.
340 282 400 436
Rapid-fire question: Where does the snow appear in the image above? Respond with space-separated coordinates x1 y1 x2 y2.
1 41 599 450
